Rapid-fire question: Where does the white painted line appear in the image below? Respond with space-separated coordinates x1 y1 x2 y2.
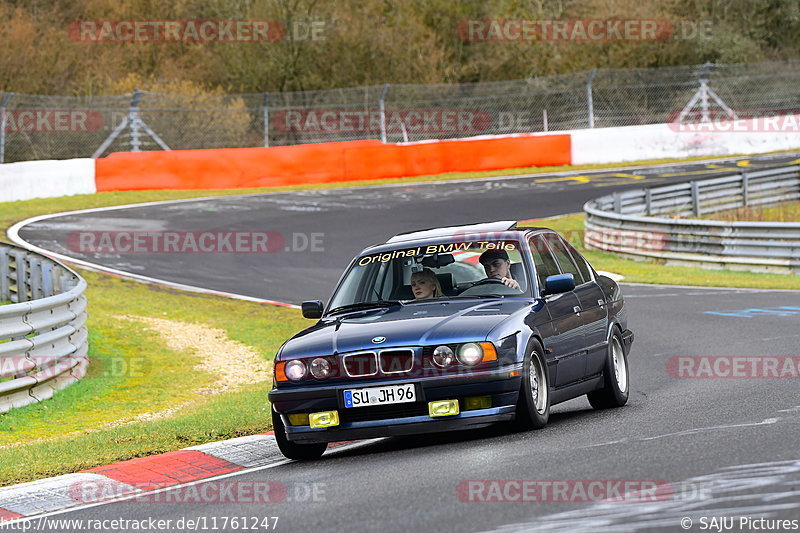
7 211 299 309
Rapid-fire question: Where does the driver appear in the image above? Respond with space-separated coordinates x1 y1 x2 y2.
478 250 521 290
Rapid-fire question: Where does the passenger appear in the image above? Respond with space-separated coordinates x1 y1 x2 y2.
478 250 521 289
410 268 443 299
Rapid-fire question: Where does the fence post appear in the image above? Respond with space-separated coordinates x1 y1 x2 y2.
0 92 13 164
586 69 597 128
691 181 700 216
543 109 548 132
379 84 390 143
262 92 270 147
613 192 621 213
645 188 652 216
129 89 142 152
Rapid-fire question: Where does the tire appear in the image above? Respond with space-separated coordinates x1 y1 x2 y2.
512 339 550 430
272 408 327 460
587 329 629 409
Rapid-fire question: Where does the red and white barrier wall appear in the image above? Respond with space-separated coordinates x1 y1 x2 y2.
2 115 799 202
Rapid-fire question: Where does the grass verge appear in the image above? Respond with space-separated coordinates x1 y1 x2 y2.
698 200 800 223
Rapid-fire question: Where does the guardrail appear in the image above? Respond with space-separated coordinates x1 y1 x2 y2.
0 242 89 413
584 165 800 274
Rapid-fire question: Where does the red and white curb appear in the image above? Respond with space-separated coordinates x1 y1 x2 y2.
0 433 290 521
0 432 360 521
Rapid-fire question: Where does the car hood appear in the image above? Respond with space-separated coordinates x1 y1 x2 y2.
279 299 535 359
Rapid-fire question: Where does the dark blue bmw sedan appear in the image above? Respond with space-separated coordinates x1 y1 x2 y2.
268 221 634 459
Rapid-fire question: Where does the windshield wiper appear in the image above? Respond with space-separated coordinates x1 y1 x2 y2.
328 300 403 315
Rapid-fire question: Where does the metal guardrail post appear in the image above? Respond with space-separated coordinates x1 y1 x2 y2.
691 181 700 216
742 171 749 207
0 247 9 301
379 84 390 143
0 92 13 164
645 189 652 216
613 192 621 213
586 69 597 128
14 252 27 303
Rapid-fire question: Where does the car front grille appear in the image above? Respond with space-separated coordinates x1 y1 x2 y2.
342 352 378 377
379 349 414 374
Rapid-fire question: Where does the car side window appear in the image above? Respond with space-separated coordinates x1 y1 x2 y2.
545 234 585 285
529 235 562 291
563 239 593 283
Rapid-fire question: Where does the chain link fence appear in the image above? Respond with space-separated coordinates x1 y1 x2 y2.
1 60 799 163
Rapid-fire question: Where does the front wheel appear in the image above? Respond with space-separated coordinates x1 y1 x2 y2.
513 340 550 430
272 409 327 460
587 329 629 409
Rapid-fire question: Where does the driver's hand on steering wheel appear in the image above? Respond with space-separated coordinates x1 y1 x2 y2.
501 277 520 289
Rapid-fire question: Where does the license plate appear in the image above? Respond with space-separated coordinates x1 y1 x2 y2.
343 384 416 408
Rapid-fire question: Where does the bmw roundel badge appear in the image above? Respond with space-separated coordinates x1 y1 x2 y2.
372 336 386 344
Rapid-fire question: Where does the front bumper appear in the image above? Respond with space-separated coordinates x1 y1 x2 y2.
269 365 522 444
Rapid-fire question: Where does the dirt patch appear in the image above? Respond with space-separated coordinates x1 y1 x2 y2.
117 314 273 395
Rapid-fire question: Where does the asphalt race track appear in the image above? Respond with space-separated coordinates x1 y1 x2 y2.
17 152 800 305
13 152 800 532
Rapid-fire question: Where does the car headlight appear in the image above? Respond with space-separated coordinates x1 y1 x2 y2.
432 345 455 367
284 359 307 381
309 357 332 379
457 343 484 366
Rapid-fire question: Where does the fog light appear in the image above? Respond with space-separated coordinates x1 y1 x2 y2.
309 410 339 428
428 400 460 417
464 396 492 410
287 413 310 426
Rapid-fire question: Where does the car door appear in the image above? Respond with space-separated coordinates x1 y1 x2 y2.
542 234 590 386
562 240 609 378
530 234 584 388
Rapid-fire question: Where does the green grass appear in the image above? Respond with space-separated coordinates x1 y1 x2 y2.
699 200 800 223
521 213 800 289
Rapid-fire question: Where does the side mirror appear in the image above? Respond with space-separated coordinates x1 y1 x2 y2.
301 300 324 319
543 274 575 296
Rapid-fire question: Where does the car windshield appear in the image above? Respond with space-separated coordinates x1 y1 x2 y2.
327 239 530 313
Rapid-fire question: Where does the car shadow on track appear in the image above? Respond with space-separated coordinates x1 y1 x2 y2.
321 405 602 460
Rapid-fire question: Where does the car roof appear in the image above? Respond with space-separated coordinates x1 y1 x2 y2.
387 221 549 244
356 221 553 255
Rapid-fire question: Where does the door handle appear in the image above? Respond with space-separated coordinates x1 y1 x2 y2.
598 299 605 307
573 306 581 315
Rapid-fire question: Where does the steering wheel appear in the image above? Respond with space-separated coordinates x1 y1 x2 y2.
472 278 505 286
